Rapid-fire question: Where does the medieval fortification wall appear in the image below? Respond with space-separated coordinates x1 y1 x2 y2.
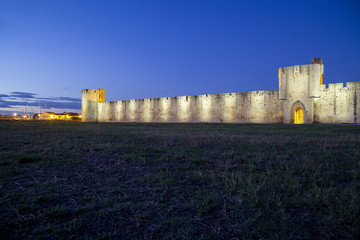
82 59 360 124
314 82 360 123
99 90 282 123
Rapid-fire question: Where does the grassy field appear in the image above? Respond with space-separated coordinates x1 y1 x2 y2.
0 121 359 239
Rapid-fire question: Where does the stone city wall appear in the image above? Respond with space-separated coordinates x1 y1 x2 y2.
93 90 283 123
82 82 360 124
82 58 359 124
314 82 360 123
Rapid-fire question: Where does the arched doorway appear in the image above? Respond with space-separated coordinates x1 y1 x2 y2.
290 101 306 124
294 107 304 124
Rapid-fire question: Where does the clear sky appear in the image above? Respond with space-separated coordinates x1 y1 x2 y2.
1 0 359 114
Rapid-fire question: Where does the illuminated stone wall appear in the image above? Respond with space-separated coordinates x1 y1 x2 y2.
82 59 359 124
314 82 360 123
94 90 283 123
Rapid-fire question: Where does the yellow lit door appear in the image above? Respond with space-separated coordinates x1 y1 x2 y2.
294 107 304 124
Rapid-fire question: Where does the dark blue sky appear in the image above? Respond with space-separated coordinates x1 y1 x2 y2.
1 0 359 113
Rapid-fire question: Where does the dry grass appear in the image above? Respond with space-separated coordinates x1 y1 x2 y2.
0 121 359 239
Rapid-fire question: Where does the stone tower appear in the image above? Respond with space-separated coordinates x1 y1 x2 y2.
279 58 324 124
81 88 105 122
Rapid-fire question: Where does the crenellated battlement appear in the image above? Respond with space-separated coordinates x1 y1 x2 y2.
321 82 360 91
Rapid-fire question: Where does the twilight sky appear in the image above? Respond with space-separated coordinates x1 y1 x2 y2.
1 0 360 114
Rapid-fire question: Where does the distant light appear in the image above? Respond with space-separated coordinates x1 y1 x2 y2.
14 113 17 117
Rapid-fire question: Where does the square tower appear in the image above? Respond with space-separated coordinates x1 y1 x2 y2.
278 59 324 124
81 88 105 122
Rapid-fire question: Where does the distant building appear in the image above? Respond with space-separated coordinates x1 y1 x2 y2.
39 112 82 120
39 112 54 120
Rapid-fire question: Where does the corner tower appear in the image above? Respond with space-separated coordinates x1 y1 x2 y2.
81 88 105 122
278 58 324 124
